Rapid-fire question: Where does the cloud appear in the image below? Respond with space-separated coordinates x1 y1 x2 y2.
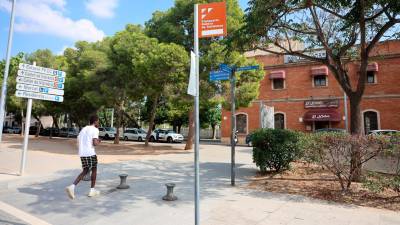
85 0 118 19
0 0 105 42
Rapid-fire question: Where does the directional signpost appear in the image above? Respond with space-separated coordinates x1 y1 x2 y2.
210 63 259 187
16 63 66 175
209 70 230 81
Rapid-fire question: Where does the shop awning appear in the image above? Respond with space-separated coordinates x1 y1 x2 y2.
367 62 379 72
269 70 285 79
311 66 328 76
303 109 341 122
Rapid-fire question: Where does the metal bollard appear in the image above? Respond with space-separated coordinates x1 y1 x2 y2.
162 183 178 201
83 171 91 181
117 174 130 189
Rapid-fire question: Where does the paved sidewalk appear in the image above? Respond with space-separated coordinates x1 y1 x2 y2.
0 136 399 225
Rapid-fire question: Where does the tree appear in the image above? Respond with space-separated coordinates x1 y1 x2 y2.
200 102 221 139
107 25 159 144
134 42 189 146
235 0 400 180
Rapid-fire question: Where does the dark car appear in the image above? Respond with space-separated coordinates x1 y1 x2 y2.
40 127 60 137
59 127 79 138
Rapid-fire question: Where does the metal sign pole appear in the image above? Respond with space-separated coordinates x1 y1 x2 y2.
0 0 17 143
20 61 35 175
230 69 236 186
194 4 200 225
20 98 32 175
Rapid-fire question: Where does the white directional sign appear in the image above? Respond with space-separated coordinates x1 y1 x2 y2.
16 83 64 96
18 70 65 83
16 90 64 102
16 76 64 90
19 63 66 77
16 63 66 103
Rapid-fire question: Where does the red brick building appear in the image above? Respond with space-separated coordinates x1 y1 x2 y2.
221 40 400 143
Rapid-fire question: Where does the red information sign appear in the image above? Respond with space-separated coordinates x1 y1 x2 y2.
198 2 227 38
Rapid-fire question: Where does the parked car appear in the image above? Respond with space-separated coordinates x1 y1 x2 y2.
40 127 60 137
315 128 346 133
368 129 399 136
150 129 184 143
29 126 41 135
99 127 116 140
5 127 21 134
59 127 79 138
122 128 147 141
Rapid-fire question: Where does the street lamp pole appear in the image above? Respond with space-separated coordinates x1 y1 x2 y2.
0 0 17 143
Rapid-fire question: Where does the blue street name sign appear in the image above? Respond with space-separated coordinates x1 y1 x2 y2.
236 65 259 72
209 70 230 81
219 63 232 73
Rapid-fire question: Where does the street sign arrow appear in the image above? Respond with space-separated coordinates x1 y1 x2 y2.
16 90 64 102
16 76 64 90
219 63 232 73
16 83 64 96
209 70 230 81
236 65 259 72
18 70 65 83
19 63 66 77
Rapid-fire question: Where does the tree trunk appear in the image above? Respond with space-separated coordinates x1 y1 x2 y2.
173 123 177 133
349 95 363 181
184 109 194 150
114 106 123 145
145 95 159 146
178 124 182 134
211 124 217 140
34 116 41 137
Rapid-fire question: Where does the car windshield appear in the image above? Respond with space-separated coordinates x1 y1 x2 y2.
167 130 177 134
106 128 115 132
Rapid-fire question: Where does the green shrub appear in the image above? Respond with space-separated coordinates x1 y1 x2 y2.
252 128 301 172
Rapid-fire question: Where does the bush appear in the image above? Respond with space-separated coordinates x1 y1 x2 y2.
303 132 390 192
363 133 400 194
252 128 301 172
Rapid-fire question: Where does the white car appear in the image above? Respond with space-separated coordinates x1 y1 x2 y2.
122 128 147 141
368 129 399 136
150 129 184 143
99 127 116 140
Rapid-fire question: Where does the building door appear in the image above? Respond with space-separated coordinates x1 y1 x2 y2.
314 121 330 130
364 111 378 134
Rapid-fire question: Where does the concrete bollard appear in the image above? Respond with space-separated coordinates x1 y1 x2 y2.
162 183 178 201
83 171 91 181
117 174 130 189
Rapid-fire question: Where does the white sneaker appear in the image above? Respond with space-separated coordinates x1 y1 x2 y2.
88 189 100 197
65 185 75 200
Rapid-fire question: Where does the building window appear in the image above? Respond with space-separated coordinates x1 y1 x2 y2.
272 78 284 89
274 113 285 129
366 71 376 84
236 114 247 134
314 75 327 87
363 111 378 134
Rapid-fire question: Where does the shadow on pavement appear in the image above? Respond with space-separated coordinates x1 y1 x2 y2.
0 160 255 224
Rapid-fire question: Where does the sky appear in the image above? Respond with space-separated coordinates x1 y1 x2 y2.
0 0 249 58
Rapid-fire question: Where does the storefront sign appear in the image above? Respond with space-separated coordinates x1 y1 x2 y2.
304 99 339 109
284 50 326 64
311 114 331 120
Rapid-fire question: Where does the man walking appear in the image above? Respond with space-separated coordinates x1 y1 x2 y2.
66 115 101 199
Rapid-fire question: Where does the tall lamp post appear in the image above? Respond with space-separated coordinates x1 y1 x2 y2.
0 0 17 143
